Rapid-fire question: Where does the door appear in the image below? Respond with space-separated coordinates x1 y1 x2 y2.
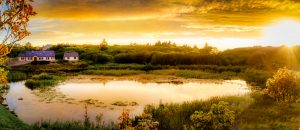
33 57 38 61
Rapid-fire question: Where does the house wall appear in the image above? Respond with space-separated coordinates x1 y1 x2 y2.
18 56 55 61
64 56 79 61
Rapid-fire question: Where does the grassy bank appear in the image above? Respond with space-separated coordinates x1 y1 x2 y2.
143 92 300 130
237 92 300 129
0 105 30 130
144 95 253 130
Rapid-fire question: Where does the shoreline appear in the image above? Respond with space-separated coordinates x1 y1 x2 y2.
66 74 227 84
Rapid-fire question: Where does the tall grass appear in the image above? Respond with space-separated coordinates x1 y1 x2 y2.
150 69 238 80
7 71 28 82
81 69 145 76
144 92 300 130
25 73 64 89
32 121 116 130
32 105 117 130
144 96 253 130
237 91 300 129
241 68 273 87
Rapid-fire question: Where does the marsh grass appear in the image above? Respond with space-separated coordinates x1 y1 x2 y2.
144 91 300 130
7 71 28 82
150 69 238 80
144 95 253 130
32 120 116 130
81 70 145 76
237 91 300 129
32 106 117 130
25 73 64 89
150 69 272 87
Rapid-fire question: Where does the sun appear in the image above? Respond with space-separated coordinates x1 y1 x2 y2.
262 19 300 46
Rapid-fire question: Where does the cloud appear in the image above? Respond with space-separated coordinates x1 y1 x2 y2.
33 0 179 20
181 0 300 25
24 0 300 48
33 0 300 24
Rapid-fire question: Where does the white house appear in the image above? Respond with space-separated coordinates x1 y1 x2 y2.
64 52 79 61
18 51 56 61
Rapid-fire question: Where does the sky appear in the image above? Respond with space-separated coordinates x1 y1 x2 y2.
23 0 300 50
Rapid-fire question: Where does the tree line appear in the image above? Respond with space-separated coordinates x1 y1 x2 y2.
8 43 300 70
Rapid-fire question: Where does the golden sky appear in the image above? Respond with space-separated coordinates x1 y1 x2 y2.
24 0 300 49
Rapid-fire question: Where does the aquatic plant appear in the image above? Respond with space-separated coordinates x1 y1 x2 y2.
25 73 64 89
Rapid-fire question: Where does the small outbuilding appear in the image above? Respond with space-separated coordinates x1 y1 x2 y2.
64 52 79 61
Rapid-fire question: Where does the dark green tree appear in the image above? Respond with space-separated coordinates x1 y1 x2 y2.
100 38 108 51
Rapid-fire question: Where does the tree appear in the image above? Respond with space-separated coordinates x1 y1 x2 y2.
25 41 31 48
190 101 235 130
201 43 219 54
100 38 108 51
0 0 36 84
266 67 300 102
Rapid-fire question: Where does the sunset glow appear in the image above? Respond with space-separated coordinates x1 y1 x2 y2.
23 0 300 49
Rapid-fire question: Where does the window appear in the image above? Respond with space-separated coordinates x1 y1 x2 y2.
74 57 77 59
39 57 43 60
67 57 70 59
21 57 25 60
46 57 49 60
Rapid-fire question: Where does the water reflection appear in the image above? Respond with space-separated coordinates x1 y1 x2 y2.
5 80 249 124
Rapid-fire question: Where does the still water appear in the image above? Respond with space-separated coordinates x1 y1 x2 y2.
5 79 249 124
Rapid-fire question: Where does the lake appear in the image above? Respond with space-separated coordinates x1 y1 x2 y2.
4 79 249 124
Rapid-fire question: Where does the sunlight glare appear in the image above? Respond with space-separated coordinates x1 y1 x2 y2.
262 19 300 46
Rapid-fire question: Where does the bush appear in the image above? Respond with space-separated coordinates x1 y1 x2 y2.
190 101 235 130
265 67 300 102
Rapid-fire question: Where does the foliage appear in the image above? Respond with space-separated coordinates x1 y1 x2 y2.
25 73 63 89
7 71 27 82
0 0 36 56
143 96 252 130
100 38 108 51
118 109 132 129
190 101 235 130
0 67 8 84
266 67 300 102
132 113 159 130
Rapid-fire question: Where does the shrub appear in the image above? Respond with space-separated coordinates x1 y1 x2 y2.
265 67 300 102
190 101 235 130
